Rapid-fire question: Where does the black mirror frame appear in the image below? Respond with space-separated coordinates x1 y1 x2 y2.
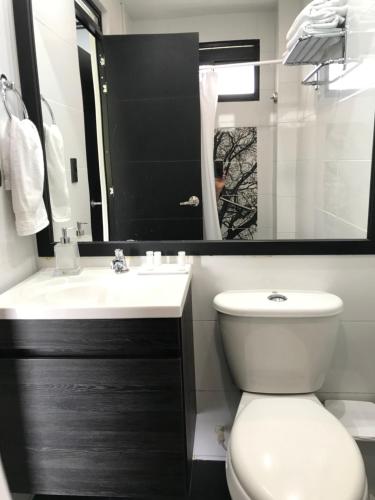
12 0 375 257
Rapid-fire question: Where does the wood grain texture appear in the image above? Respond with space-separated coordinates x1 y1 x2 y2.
0 358 186 497
0 286 196 498
32 460 231 500
0 318 180 357
179 289 197 490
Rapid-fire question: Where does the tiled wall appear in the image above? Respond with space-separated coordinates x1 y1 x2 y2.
190 254 375 460
296 0 374 239
32 0 93 242
277 0 375 239
129 9 278 239
0 0 38 295
274 0 302 238
101 0 128 35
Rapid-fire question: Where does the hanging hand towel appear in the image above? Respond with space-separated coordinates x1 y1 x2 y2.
9 116 49 236
44 123 71 222
0 119 11 190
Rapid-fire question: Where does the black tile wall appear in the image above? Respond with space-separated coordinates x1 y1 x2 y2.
112 161 202 219
103 34 199 100
109 98 201 163
102 33 202 240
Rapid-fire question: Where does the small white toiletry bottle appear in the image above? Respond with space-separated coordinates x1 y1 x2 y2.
145 251 154 270
177 251 186 269
154 251 162 267
54 227 81 275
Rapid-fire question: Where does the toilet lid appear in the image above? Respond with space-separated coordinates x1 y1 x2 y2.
230 398 366 500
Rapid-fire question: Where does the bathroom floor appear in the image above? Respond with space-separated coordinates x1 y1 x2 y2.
33 460 231 500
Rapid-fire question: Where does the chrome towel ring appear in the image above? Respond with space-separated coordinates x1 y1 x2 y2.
0 74 29 120
40 94 56 125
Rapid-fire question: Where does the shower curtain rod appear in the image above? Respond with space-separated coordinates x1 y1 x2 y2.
200 59 283 69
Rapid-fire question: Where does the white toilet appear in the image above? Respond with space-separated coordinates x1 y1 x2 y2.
213 290 368 500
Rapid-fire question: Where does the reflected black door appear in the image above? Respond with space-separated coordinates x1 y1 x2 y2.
101 33 202 240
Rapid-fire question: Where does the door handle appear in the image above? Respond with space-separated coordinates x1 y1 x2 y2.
90 200 102 208
179 195 200 207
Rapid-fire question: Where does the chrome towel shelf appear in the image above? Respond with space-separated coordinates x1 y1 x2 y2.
283 29 347 87
284 30 346 66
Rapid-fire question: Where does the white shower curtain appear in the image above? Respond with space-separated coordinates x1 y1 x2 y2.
199 68 222 240
0 457 11 500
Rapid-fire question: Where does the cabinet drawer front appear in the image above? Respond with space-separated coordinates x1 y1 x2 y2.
0 358 186 497
0 318 180 357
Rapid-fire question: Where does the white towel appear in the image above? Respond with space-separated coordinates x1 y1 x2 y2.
0 119 11 190
286 0 347 48
286 23 345 52
44 123 71 222
9 116 49 236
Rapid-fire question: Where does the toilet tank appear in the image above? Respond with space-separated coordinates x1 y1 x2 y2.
213 290 343 394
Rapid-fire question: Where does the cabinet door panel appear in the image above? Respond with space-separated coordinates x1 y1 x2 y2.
0 358 186 497
0 318 180 357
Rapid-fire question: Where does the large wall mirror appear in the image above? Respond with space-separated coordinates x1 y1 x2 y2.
12 0 375 255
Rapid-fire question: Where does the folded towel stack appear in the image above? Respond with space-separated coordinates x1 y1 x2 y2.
286 0 348 52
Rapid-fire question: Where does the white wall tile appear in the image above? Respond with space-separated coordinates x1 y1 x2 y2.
257 194 275 229
33 20 83 111
32 0 77 45
276 163 296 197
277 82 301 123
193 390 240 460
101 0 126 35
257 127 276 196
191 255 375 323
276 123 299 163
193 321 236 391
291 0 375 239
321 321 375 395
276 195 296 234
0 0 38 294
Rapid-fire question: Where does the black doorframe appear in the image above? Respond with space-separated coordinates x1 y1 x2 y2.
77 45 104 241
12 0 375 256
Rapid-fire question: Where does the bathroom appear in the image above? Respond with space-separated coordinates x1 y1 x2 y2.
0 0 375 499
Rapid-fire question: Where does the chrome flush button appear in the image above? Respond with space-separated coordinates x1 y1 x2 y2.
268 293 288 302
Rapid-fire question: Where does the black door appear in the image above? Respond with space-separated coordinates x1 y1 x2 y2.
101 33 202 240
78 46 104 241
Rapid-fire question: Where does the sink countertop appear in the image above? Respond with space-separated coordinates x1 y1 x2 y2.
0 267 192 320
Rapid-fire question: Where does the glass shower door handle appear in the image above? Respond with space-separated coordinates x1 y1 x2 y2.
90 200 102 208
179 196 200 207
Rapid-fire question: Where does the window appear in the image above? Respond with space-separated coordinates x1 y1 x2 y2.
199 40 260 102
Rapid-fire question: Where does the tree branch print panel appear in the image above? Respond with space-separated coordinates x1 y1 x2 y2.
214 127 257 240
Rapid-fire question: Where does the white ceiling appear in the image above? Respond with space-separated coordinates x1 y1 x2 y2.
124 0 278 20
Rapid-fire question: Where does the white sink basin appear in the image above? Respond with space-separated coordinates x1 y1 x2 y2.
0 267 191 319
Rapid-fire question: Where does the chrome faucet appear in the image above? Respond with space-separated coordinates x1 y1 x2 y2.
111 249 129 273
76 221 88 237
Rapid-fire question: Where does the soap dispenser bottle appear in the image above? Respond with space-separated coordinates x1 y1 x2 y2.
54 227 81 275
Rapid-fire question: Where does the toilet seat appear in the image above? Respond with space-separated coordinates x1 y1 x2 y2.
227 396 368 500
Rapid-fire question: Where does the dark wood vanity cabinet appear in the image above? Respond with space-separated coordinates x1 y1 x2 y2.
0 290 196 498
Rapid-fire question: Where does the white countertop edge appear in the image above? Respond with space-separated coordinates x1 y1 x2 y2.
0 306 185 320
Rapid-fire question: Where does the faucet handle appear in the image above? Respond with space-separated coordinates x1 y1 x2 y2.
114 248 124 260
112 249 128 273
60 226 75 244
76 221 88 236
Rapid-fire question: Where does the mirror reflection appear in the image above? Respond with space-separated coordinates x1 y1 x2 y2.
31 0 375 242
